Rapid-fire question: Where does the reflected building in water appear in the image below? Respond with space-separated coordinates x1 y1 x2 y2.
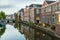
17 0 60 37
14 23 24 34
23 25 60 40
14 23 60 40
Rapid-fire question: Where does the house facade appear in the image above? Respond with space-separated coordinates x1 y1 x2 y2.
41 0 60 36
17 0 60 36
18 0 60 25
19 9 24 21
23 4 42 23
41 0 60 25
24 6 30 22
29 4 42 23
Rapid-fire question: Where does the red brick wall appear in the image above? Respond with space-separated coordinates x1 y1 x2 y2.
55 24 60 36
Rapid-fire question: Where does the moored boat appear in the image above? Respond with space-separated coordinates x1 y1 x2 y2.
0 20 6 28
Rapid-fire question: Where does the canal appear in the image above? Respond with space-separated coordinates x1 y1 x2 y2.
0 23 60 40
0 24 26 40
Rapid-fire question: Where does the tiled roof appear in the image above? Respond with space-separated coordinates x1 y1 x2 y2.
29 4 42 8
46 1 56 4
19 9 24 12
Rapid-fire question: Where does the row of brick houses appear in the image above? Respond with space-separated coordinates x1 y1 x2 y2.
19 4 42 23
19 0 60 24
18 0 60 36
41 0 60 25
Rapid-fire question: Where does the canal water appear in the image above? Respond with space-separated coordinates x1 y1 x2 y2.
0 24 26 40
0 23 60 40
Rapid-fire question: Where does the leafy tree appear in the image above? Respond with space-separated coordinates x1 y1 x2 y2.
0 13 2 20
0 11 6 20
0 11 6 19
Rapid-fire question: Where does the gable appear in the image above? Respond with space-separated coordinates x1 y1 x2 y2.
42 0 48 7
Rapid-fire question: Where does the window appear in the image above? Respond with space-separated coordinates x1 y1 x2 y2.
45 6 51 13
46 7 48 12
52 5 55 11
48 6 51 12
46 8 47 12
54 5 58 11
52 15 56 23
41 8 45 13
58 3 60 10
36 9 40 14
52 5 58 11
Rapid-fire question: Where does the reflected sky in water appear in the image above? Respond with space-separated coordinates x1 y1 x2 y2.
0 24 25 40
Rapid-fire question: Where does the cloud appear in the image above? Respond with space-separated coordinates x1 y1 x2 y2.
0 0 44 15
0 5 14 9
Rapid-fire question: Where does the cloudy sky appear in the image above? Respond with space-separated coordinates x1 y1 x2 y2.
0 0 56 15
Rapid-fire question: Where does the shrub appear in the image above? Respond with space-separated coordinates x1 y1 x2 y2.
28 22 35 26
51 25 55 30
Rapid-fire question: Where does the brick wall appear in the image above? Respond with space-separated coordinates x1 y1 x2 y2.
55 24 60 36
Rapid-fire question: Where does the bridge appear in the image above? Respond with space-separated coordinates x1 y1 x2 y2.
6 15 15 23
5 19 15 23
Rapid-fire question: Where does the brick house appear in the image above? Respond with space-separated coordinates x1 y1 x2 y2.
41 0 60 36
29 4 42 23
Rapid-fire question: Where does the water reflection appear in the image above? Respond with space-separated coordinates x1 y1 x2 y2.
15 23 36 40
15 23 60 40
2 23 59 40
14 23 24 34
0 28 6 38
0 24 25 40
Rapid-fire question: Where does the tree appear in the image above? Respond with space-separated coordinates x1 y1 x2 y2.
0 13 2 20
0 11 6 19
0 11 6 20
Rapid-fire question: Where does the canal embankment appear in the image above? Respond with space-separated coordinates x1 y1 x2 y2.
20 21 60 40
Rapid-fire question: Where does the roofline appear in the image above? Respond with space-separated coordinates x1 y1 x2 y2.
29 4 42 7
42 0 48 5
41 2 60 8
